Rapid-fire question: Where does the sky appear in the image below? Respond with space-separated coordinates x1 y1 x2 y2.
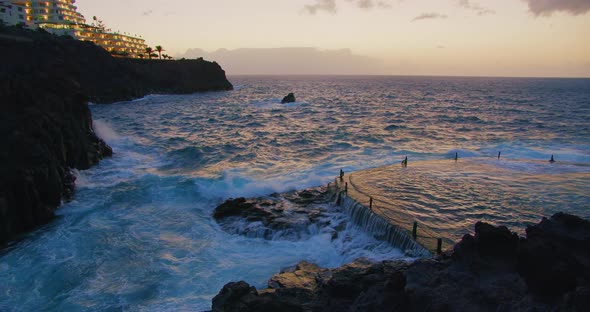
75 0 590 77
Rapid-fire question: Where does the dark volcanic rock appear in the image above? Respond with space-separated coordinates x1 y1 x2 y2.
0 26 232 244
517 213 590 300
0 27 232 105
453 221 520 270
0 61 112 244
281 93 296 104
213 187 334 240
212 213 590 312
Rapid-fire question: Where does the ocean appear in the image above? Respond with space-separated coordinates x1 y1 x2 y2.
1 76 589 311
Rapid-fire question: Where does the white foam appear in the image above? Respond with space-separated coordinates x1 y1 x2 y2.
478 144 590 163
446 149 481 158
131 94 168 102
194 169 333 200
71 169 90 188
93 119 121 143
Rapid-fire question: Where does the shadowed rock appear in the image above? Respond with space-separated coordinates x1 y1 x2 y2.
453 221 520 270
518 212 590 300
212 213 590 311
281 93 296 104
212 186 334 240
0 26 232 245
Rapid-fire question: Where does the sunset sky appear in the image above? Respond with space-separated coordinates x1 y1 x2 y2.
76 0 590 77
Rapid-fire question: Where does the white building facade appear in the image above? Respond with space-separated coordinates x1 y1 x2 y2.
0 0 148 58
0 1 27 25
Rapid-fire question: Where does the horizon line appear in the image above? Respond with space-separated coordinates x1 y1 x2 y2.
225 73 590 79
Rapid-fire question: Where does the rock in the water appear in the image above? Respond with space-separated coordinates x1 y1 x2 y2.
384 124 405 131
281 93 296 104
212 186 335 240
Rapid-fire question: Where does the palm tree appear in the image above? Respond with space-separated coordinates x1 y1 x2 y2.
145 47 153 59
155 45 164 59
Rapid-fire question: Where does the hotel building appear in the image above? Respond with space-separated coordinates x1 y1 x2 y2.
0 0 148 58
0 1 26 25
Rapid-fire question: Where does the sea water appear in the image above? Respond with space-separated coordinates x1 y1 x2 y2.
1 76 589 311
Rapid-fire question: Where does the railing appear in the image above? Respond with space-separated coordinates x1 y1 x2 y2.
328 152 561 253
332 171 447 254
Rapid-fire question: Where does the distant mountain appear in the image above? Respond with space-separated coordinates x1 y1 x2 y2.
177 47 387 75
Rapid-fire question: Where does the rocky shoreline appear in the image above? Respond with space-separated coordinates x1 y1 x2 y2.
213 186 337 241
0 26 233 245
211 189 590 311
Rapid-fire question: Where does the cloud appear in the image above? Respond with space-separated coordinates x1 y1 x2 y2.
351 0 392 9
303 0 392 14
303 0 337 14
142 10 153 16
456 0 495 15
412 13 448 21
522 0 590 16
176 47 388 75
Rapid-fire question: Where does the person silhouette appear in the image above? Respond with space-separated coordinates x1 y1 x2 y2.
549 155 555 163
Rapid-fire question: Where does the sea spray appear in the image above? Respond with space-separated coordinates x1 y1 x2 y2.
1 76 588 311
338 194 430 257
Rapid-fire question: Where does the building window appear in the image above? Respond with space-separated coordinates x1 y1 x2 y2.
0 8 5 13
18 7 23 12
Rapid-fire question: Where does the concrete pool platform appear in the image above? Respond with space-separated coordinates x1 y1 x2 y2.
333 158 590 254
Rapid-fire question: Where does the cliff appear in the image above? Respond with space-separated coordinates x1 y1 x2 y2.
0 26 232 245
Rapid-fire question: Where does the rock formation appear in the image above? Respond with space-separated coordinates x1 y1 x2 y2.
213 187 335 240
212 213 590 311
0 26 233 245
0 56 112 244
281 93 296 104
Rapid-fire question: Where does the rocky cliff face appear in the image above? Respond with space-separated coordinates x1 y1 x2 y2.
0 26 233 245
0 62 112 245
212 213 590 311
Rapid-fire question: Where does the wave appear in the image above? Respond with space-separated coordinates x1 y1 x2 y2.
93 119 122 143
